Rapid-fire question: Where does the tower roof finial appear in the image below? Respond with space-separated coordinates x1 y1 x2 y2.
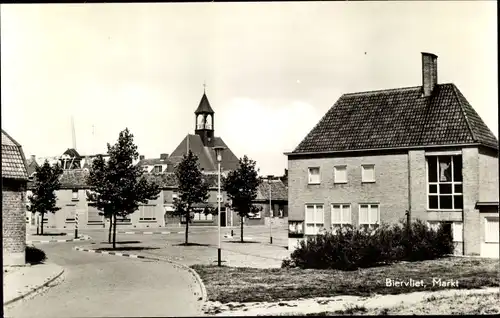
203 81 206 94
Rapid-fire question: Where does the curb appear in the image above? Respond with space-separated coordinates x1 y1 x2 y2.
4 265 65 306
73 246 208 306
26 235 91 244
117 230 213 235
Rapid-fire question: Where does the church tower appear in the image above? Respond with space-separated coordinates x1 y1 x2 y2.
194 88 215 147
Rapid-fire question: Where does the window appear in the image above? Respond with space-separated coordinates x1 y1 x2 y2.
334 166 347 183
66 204 76 222
87 206 104 223
153 165 162 173
361 165 375 183
359 204 379 230
205 114 212 129
428 221 462 242
249 211 262 219
305 204 324 234
197 114 205 129
427 156 462 210
72 189 79 201
485 217 499 243
193 212 214 221
139 205 156 221
331 204 352 233
308 167 320 184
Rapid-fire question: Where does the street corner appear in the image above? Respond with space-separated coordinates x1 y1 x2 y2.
3 262 65 306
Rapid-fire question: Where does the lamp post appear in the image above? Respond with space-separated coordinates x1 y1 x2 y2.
268 175 273 244
214 146 226 267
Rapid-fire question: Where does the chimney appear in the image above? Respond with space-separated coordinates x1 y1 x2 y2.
422 52 438 97
139 155 145 160
160 153 169 160
31 155 36 161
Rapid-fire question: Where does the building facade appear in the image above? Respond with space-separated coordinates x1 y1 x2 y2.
2 130 29 266
286 53 499 258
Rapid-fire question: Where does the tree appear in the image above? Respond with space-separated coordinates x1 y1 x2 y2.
223 155 262 242
170 150 210 245
27 160 63 235
86 128 160 249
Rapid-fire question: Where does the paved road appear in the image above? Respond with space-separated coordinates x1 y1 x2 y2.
4 237 202 317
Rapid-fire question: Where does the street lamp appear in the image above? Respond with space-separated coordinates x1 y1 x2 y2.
267 175 273 244
214 145 226 267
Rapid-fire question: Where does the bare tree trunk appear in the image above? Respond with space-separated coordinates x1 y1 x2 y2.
240 215 244 243
112 213 118 249
108 215 113 243
185 209 189 245
40 212 44 235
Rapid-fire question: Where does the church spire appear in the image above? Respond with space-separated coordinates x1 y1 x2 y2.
195 86 215 147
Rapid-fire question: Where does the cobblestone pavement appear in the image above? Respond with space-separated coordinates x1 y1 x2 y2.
4 239 203 317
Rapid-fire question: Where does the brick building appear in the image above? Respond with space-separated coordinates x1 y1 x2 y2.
285 53 499 257
2 130 29 265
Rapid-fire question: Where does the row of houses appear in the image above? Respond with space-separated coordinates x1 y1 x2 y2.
24 90 289 230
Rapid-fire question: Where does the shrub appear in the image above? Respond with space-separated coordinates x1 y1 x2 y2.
26 245 47 264
287 218 455 270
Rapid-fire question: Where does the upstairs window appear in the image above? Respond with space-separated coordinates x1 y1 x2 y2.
334 165 347 183
308 167 320 184
427 156 462 210
361 165 375 183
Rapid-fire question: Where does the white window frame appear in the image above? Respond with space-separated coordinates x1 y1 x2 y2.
361 165 375 183
139 205 156 221
333 165 347 184
485 217 499 243
331 204 352 232
305 204 324 235
308 167 321 184
153 165 162 173
358 204 380 230
426 155 463 211
428 221 463 242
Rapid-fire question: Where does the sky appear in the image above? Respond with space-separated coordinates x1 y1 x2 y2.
1 2 497 176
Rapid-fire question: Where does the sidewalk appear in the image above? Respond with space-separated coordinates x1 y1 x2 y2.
3 263 64 306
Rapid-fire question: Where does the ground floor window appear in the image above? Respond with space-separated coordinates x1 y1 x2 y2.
427 221 463 242
139 205 156 221
331 204 352 233
193 212 214 221
485 217 499 243
65 204 76 222
87 206 104 223
359 204 379 230
305 204 324 235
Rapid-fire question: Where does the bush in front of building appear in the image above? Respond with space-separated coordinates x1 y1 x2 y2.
282 219 454 270
25 245 47 265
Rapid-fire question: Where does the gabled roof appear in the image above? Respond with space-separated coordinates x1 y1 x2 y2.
256 179 288 201
195 93 214 114
26 157 40 177
290 84 498 155
63 148 81 158
2 130 29 180
168 134 240 172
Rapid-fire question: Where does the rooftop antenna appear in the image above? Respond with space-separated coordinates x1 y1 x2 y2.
71 115 77 150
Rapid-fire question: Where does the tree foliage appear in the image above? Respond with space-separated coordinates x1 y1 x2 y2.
27 160 63 235
223 155 262 242
170 150 210 245
86 128 160 248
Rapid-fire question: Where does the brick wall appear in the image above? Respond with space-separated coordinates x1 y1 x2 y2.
2 180 27 265
462 147 481 255
479 147 499 203
288 152 409 228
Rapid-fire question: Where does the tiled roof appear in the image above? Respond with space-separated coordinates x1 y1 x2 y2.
195 93 214 114
63 148 81 158
168 134 240 172
256 180 288 201
2 130 29 180
136 158 171 167
27 170 223 190
26 157 39 177
291 84 498 154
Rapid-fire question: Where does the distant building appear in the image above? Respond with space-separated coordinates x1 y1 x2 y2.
136 154 171 173
2 129 28 265
285 53 499 257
